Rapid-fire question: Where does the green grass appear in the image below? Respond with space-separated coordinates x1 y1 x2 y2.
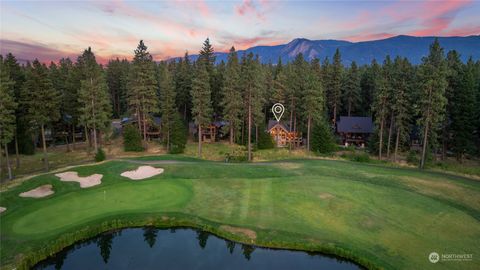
1 156 480 269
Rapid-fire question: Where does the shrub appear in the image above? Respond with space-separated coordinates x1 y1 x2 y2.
257 130 275 149
167 114 187 154
123 125 143 152
95 148 106 162
406 150 418 165
341 152 371 163
310 120 336 154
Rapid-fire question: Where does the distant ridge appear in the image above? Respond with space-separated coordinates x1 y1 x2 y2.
172 35 480 65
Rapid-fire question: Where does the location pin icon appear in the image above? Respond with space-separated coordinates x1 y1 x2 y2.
272 103 285 122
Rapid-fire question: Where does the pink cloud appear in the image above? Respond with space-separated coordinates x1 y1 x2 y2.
235 0 266 21
382 0 473 36
94 0 208 38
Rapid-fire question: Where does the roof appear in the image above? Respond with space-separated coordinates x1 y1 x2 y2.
337 116 373 133
267 120 290 132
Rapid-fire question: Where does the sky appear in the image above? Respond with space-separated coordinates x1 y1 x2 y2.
1 0 479 64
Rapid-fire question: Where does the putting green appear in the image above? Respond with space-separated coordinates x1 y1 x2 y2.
1 157 479 270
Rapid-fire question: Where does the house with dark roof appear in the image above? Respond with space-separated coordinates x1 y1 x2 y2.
336 116 374 146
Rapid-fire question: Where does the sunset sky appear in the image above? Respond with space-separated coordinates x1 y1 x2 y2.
1 0 479 64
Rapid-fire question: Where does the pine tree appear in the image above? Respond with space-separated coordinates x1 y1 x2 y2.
329 49 343 124
449 58 476 161
343 61 361 116
22 60 60 171
0 56 18 179
175 52 193 120
198 38 216 72
383 56 395 158
191 58 212 157
77 47 111 153
198 38 220 117
221 47 243 144
4 53 29 167
303 64 324 152
372 57 391 160
289 54 308 148
360 59 381 116
241 53 264 161
128 40 159 143
106 58 129 118
417 39 448 168
158 65 177 152
392 57 413 162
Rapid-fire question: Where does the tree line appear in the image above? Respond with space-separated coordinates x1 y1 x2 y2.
1 38 479 178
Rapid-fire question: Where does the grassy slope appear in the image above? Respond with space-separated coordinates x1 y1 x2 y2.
1 157 479 269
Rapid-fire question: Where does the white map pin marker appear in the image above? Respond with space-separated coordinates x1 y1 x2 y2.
272 103 285 122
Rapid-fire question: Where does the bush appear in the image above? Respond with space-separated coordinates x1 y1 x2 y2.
123 125 143 152
310 120 336 154
341 152 371 162
406 150 418 165
167 114 187 154
257 130 275 149
95 148 106 162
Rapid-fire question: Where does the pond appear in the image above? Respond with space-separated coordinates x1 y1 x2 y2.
34 227 361 270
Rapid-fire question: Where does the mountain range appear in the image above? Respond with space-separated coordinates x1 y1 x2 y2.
178 35 480 65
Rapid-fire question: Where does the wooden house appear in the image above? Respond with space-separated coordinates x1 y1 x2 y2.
121 115 162 139
336 116 373 147
267 120 302 147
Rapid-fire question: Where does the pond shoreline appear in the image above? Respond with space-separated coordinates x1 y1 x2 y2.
11 213 375 270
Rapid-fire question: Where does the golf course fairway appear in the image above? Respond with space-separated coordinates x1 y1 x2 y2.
1 156 479 269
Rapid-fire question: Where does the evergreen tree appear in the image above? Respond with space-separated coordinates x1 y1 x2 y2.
4 53 30 165
328 49 343 124
372 58 391 160
77 47 111 153
158 65 177 152
51 58 77 151
241 53 264 161
21 60 60 171
0 56 17 179
449 58 476 161
191 58 212 157
221 47 243 144
342 61 361 116
360 59 381 116
288 54 308 149
175 52 193 120
128 40 159 143
311 120 336 154
168 113 187 154
198 38 220 117
106 58 129 118
392 57 413 161
383 56 395 158
417 39 448 168
303 65 324 152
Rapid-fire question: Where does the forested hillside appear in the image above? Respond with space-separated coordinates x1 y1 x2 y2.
1 38 479 179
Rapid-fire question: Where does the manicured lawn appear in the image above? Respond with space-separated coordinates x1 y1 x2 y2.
1 156 479 269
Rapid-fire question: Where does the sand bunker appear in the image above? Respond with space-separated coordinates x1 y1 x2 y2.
0 207 6 213
55 171 103 188
318 192 335 200
19 184 54 198
121 166 164 180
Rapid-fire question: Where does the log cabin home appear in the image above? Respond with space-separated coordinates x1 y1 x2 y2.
267 120 302 147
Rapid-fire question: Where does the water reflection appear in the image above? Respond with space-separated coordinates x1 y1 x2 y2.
34 227 361 270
